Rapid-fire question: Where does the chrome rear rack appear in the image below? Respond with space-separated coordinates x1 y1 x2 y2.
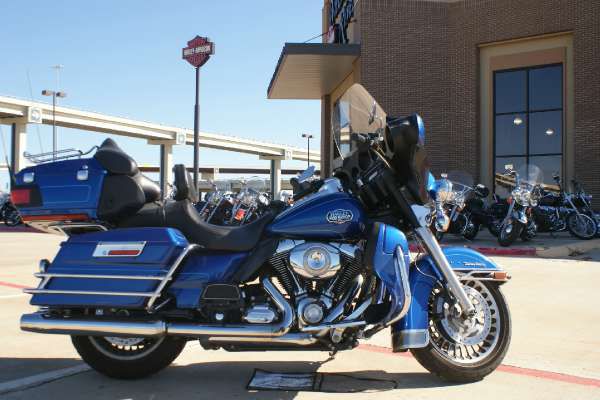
24 146 97 165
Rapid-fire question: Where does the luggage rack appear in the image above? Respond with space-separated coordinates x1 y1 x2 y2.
24 146 98 165
24 244 200 312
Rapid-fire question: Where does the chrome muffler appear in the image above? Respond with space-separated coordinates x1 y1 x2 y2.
21 278 294 339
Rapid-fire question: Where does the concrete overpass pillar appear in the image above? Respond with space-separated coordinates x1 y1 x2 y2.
270 159 281 198
11 122 27 174
159 143 173 200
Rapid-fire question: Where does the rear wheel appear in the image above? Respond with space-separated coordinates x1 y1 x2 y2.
411 281 511 383
566 213 597 240
72 335 186 379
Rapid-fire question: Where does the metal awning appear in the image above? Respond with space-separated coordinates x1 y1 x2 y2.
267 43 360 100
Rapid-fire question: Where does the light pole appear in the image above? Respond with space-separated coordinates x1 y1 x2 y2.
302 133 313 168
41 89 67 160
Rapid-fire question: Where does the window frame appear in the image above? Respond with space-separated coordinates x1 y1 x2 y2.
492 63 564 186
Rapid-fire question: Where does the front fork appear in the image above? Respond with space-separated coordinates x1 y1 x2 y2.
414 225 476 317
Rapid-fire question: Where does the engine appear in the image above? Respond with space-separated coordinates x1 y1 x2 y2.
260 240 364 327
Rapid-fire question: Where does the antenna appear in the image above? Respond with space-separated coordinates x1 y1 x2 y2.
51 64 64 91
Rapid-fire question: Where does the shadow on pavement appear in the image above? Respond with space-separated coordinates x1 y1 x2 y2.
0 357 83 384
1 358 457 399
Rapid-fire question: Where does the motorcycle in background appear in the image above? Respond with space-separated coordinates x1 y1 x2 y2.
428 171 489 241
533 174 597 239
568 179 599 238
0 192 22 226
489 165 540 247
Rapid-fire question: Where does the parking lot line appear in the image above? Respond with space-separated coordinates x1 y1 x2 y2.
0 364 90 395
0 281 28 290
358 344 600 389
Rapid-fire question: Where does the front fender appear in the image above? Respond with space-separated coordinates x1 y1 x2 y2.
391 246 506 351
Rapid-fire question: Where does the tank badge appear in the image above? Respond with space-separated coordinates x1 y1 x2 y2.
326 209 354 224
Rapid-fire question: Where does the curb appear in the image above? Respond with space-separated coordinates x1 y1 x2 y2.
409 239 600 258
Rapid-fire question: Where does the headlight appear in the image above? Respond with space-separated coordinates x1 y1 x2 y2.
435 179 454 203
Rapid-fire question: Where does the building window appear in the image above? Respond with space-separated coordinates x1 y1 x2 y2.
493 64 563 192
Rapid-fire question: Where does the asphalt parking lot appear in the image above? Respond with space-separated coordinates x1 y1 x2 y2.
1 230 599 399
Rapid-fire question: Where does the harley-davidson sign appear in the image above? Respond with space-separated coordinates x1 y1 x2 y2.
182 36 214 68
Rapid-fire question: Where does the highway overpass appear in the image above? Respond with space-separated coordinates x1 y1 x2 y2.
0 94 320 196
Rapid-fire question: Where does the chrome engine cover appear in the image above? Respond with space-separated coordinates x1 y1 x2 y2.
243 304 277 324
289 242 341 279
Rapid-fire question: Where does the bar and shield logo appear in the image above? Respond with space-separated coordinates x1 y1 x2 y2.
326 209 354 224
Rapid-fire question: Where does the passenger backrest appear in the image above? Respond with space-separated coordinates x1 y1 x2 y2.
172 164 199 203
94 139 160 221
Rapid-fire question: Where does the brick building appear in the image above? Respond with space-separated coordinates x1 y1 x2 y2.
268 0 600 201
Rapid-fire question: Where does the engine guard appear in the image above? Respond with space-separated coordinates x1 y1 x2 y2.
391 247 508 352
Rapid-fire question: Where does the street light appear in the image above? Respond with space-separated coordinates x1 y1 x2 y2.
41 89 67 160
301 133 313 168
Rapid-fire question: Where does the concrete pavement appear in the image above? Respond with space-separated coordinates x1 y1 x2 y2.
1 231 599 399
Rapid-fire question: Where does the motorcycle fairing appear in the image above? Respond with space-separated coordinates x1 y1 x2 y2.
391 247 504 351
367 223 411 325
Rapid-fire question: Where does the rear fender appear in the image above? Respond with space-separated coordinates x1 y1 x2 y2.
391 247 507 351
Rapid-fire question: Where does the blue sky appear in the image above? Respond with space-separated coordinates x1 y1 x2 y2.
0 1 323 189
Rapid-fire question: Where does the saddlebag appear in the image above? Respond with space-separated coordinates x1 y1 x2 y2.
28 227 189 309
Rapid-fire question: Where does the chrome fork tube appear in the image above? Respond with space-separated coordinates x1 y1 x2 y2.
415 226 475 316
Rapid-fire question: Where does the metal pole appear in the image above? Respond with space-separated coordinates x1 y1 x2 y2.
52 93 57 160
306 136 310 168
193 66 200 191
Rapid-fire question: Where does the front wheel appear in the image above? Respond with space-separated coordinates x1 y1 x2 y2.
72 335 187 379
497 220 521 247
566 213 597 240
4 208 22 226
411 281 511 383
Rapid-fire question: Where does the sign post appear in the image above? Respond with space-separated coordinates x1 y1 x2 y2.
182 36 214 192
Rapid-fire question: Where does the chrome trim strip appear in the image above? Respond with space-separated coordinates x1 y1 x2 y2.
146 244 199 311
393 329 430 350
34 273 167 281
23 289 154 297
92 241 147 258
385 245 412 326
206 333 318 346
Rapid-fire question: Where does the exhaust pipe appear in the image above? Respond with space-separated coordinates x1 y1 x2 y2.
21 278 294 339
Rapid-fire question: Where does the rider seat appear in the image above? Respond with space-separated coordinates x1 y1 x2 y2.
119 200 275 252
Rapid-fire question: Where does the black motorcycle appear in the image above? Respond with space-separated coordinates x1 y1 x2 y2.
0 194 22 226
428 172 489 241
532 174 597 239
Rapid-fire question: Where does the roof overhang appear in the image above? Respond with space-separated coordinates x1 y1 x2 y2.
268 43 360 100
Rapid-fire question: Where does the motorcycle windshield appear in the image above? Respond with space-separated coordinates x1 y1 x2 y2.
516 164 543 191
447 170 474 188
332 84 387 159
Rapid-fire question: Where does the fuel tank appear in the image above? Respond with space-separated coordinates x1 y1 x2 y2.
266 191 366 240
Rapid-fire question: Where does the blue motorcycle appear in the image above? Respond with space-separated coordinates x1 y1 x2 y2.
14 84 511 382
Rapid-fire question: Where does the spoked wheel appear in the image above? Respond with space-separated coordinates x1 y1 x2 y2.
411 281 511 383
566 213 597 240
498 220 521 247
72 335 186 379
